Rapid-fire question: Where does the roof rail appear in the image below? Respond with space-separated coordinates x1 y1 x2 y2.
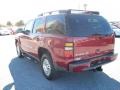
38 9 99 16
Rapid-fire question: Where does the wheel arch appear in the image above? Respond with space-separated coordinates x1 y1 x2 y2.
38 47 52 60
15 38 21 46
15 39 18 45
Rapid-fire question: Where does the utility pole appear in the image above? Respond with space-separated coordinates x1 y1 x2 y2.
84 4 87 11
78 3 80 9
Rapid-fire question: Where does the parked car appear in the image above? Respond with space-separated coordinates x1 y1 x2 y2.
0 29 11 35
110 24 120 37
15 9 118 80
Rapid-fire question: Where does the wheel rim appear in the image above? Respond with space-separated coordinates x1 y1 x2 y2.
42 58 51 76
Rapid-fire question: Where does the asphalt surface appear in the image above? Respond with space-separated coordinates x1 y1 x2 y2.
0 35 120 90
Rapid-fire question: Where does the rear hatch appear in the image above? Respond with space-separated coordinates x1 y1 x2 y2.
66 14 114 60
73 35 114 60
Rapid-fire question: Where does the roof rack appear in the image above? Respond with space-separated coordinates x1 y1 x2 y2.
38 9 99 16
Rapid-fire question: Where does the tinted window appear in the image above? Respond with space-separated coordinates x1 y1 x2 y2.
67 15 113 37
33 17 45 33
24 20 34 33
46 15 66 35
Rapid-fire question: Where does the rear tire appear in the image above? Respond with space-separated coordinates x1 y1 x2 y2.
41 53 56 80
16 43 23 58
96 66 103 71
91 66 103 72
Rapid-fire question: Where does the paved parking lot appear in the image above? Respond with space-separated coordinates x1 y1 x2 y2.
0 35 120 90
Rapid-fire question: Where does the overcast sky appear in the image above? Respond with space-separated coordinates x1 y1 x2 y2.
0 0 120 24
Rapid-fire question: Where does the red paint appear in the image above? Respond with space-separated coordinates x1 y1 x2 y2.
16 11 117 73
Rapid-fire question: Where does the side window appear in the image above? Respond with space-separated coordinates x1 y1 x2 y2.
33 17 45 33
24 20 34 34
46 15 66 35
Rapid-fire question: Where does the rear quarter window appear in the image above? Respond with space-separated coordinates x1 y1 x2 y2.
46 15 66 35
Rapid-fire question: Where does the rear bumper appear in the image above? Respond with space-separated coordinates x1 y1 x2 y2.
69 53 118 72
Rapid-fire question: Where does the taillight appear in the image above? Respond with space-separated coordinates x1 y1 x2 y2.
64 42 74 58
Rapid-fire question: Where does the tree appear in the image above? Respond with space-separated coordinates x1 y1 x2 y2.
84 4 87 11
15 20 24 26
6 21 12 26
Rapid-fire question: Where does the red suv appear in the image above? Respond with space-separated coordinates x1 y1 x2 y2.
15 9 117 80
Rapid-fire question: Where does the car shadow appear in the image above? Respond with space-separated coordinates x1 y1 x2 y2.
6 57 120 90
3 82 15 90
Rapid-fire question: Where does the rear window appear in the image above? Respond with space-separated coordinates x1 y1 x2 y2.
67 14 113 37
